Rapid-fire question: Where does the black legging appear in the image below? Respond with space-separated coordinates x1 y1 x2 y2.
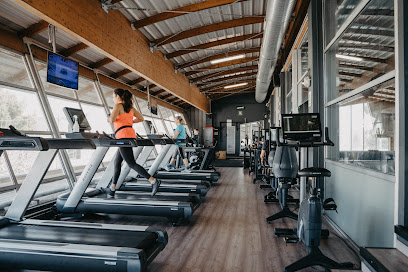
172 146 186 160
112 147 152 186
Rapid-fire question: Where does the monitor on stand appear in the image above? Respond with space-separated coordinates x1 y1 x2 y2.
281 113 322 142
63 107 92 132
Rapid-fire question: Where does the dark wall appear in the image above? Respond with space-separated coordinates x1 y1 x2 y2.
209 93 267 155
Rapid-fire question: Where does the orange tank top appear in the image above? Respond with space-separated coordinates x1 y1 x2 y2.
114 109 136 139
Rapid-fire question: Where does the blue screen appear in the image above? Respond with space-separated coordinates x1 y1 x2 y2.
47 52 79 90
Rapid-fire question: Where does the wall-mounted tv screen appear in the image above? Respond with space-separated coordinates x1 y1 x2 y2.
47 51 79 90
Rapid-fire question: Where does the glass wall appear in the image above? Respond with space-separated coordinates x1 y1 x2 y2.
325 0 395 175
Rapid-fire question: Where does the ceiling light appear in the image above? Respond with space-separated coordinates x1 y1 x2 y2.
210 54 245 64
224 82 248 89
335 54 363 62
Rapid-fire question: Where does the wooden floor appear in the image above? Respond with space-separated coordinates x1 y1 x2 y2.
78 167 362 272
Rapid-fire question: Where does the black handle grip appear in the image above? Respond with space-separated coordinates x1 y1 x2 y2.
9 125 25 137
324 127 334 146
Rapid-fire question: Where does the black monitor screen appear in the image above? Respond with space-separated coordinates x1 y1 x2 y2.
63 107 91 131
47 51 79 90
282 113 322 142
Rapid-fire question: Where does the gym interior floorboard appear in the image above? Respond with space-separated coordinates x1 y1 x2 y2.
61 167 361 272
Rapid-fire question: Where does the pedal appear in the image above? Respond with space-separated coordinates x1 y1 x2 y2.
275 228 296 237
321 229 330 239
283 237 299 244
264 198 279 203
323 198 338 212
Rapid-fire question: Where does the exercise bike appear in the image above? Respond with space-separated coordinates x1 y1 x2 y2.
265 127 300 223
274 113 354 272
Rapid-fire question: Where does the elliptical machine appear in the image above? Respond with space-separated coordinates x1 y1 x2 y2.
274 113 354 272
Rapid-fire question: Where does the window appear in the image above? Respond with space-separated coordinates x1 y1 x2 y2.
134 121 147 136
81 103 112 133
324 0 369 45
325 0 395 101
137 98 151 116
0 87 49 131
48 96 80 132
327 78 395 175
159 105 175 121
101 84 115 108
77 77 101 105
0 48 32 88
153 118 167 134
164 120 174 136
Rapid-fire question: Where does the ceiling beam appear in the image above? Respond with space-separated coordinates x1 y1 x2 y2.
344 28 394 38
13 0 210 112
18 19 48 37
210 88 255 100
166 33 263 59
167 97 180 103
160 93 173 100
185 57 258 77
151 89 166 96
0 27 185 114
197 71 258 87
153 17 264 47
339 43 394 53
340 8 394 17
127 77 145 86
90 57 113 69
339 63 374 72
190 65 259 82
200 75 257 91
59 42 89 57
111 68 132 79
202 78 256 94
177 48 260 70
201 77 256 93
204 82 256 94
338 71 363 78
132 0 244 29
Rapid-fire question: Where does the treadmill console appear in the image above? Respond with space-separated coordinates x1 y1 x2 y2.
0 128 48 151
63 107 92 132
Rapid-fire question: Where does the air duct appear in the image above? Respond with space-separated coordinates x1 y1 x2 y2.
255 0 296 103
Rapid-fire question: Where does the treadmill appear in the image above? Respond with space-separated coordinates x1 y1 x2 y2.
56 108 200 224
155 138 220 182
104 133 211 196
0 126 167 272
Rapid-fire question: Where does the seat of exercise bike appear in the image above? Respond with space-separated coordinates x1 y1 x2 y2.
298 167 331 177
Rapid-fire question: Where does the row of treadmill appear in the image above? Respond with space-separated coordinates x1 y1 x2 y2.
0 107 220 272
247 113 355 272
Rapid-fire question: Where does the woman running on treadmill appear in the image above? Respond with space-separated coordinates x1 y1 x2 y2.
164 116 192 172
106 88 161 197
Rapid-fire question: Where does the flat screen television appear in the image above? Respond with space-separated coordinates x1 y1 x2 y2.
47 51 79 90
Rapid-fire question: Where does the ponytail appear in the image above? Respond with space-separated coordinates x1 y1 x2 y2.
176 115 186 125
114 88 133 112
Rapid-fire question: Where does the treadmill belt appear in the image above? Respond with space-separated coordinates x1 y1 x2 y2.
92 192 196 203
0 224 157 250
